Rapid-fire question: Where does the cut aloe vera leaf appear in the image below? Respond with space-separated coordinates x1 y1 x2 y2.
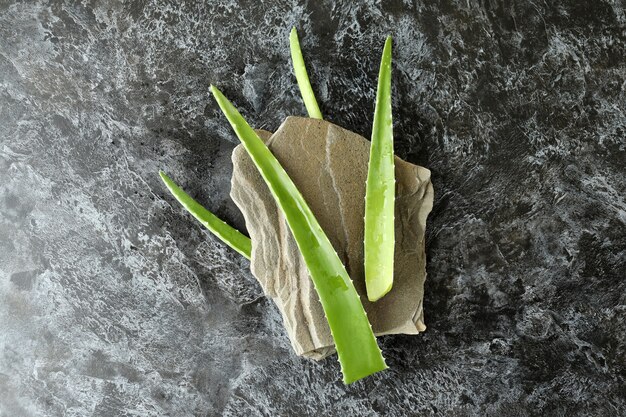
210 85 386 384
159 171 252 259
364 36 395 302
289 27 323 120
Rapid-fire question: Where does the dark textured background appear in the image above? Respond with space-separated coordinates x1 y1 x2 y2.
1 1 625 416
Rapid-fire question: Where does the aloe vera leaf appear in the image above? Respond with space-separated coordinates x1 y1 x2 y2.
364 36 395 302
210 85 386 384
159 171 252 259
289 27 323 120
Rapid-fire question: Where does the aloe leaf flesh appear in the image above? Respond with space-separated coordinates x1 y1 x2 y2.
289 27 323 120
159 171 252 259
210 85 386 383
364 36 395 302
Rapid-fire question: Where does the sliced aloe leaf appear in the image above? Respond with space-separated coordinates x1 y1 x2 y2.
364 36 395 302
159 171 252 259
289 27 323 120
210 85 386 384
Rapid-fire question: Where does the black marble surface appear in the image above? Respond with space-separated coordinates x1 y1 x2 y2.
1 1 625 416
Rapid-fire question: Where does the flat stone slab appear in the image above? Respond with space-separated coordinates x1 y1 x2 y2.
231 117 434 359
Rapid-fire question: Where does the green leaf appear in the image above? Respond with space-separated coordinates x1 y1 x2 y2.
210 85 386 384
364 36 395 302
159 171 252 259
290 27 323 119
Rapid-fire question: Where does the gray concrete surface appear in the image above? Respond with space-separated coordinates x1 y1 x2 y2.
1 1 625 416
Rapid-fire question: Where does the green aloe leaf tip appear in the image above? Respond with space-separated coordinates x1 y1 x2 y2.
364 36 395 302
290 27 323 120
159 170 252 259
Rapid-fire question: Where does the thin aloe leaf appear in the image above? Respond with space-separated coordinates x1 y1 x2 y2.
289 27 323 120
364 36 395 302
159 171 252 259
210 85 386 384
